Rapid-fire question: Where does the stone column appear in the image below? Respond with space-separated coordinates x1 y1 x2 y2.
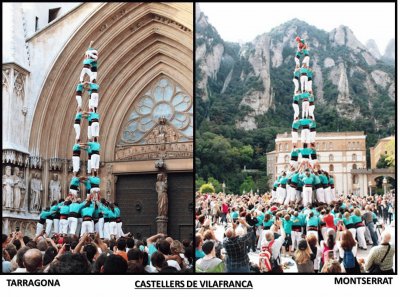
156 216 168 235
42 159 49 208
62 159 69 198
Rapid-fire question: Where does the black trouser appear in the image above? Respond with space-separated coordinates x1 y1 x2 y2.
247 228 257 253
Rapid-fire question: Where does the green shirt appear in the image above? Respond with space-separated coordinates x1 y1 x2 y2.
291 215 302 226
76 83 84 92
313 174 321 185
310 120 316 129
301 147 313 156
309 94 315 103
300 67 308 75
320 175 329 185
280 176 288 185
88 112 99 122
329 177 334 185
292 120 301 130
72 144 80 152
300 92 310 100
306 216 319 227
302 174 314 185
351 215 362 224
283 219 293 233
89 176 100 186
290 149 299 158
290 172 300 184
81 202 95 217
69 201 86 213
70 177 80 187
75 112 82 121
293 94 301 103
40 210 53 220
293 69 300 78
299 118 312 128
88 141 100 152
59 204 70 215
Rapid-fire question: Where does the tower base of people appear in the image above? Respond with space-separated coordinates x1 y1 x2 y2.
156 216 168 234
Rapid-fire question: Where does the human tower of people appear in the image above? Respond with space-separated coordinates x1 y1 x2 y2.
271 37 335 208
37 42 127 240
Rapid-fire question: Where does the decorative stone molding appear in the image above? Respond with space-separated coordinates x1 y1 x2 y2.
99 8 127 32
49 157 63 171
2 149 29 167
13 69 26 98
152 13 192 33
29 154 42 169
2 68 10 90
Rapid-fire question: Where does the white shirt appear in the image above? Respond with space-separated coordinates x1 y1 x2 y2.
167 259 181 271
12 267 27 273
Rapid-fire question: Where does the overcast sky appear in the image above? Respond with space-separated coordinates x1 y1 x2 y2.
199 2 395 54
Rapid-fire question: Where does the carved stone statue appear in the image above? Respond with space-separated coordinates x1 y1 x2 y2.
18 171 26 209
12 167 22 209
156 173 168 217
30 172 43 211
49 173 61 203
3 166 14 208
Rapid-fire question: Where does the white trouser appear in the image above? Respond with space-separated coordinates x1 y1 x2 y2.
45 219 53 236
287 186 297 203
310 130 316 144
81 220 94 236
69 188 78 197
309 104 315 119
89 93 99 109
90 187 100 194
91 154 100 170
103 222 111 240
300 76 308 92
348 228 356 240
53 219 60 234
277 187 286 204
117 222 123 238
324 188 332 205
296 190 302 204
88 125 92 140
331 188 335 201
321 226 328 241
74 124 81 140
60 219 69 234
36 223 44 236
289 160 298 168
292 103 299 119
302 100 309 118
293 78 299 93
76 95 82 108
301 129 310 144
91 122 99 137
307 80 313 92
68 217 78 235
72 156 80 173
302 186 312 206
291 131 299 144
316 188 325 203
109 221 117 236
90 71 97 82
271 189 276 202
291 230 302 251
95 217 104 239
307 230 318 239
356 226 367 249
295 57 300 68
80 67 92 83
87 159 92 174
302 56 310 67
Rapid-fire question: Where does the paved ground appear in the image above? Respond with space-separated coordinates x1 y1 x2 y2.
214 222 395 273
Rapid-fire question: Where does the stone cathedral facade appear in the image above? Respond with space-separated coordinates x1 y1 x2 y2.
2 2 193 240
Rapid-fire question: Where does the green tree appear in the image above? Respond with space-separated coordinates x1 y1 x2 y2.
376 155 389 169
207 177 222 193
385 139 395 167
239 176 255 194
199 183 215 194
195 177 206 191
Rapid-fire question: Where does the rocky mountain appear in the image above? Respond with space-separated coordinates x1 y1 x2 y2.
365 39 381 59
195 11 395 190
383 38 395 62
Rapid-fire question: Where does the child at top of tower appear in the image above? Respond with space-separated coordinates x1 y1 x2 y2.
295 36 306 51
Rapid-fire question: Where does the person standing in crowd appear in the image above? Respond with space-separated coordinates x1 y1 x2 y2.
196 240 225 272
294 239 315 273
223 217 252 272
338 230 360 273
364 230 394 273
363 205 379 246
352 209 367 250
